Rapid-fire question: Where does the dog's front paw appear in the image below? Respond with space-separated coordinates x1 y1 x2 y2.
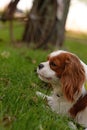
68 121 77 130
36 91 48 99
47 96 59 112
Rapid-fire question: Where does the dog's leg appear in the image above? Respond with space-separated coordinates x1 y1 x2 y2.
36 91 53 102
36 91 60 112
36 91 58 112
68 121 77 130
36 91 52 100
36 91 59 111
36 91 49 99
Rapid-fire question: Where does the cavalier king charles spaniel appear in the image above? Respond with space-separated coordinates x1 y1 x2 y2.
36 50 87 129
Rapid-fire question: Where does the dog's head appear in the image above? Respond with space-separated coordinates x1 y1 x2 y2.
37 50 85 102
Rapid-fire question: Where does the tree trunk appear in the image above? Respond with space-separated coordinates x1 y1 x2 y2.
22 0 70 48
2 0 20 21
22 0 57 48
55 0 71 47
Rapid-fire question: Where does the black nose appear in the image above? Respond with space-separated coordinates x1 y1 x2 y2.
38 64 44 69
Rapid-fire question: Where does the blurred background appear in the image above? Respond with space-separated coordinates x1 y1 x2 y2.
0 0 87 49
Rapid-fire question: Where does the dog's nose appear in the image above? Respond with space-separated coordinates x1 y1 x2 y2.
38 64 44 69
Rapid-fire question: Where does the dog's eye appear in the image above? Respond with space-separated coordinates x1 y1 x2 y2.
50 62 56 67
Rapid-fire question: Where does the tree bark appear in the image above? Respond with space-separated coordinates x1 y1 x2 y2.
55 0 71 47
2 0 20 21
22 0 57 48
22 0 70 48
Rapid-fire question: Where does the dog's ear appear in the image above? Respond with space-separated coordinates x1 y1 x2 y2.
61 55 85 102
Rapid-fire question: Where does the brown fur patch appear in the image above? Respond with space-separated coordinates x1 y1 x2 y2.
69 94 87 118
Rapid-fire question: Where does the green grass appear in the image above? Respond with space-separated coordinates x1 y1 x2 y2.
0 21 87 130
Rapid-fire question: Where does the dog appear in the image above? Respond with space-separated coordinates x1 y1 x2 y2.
36 50 87 129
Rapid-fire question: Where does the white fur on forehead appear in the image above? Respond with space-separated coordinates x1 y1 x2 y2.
50 50 67 57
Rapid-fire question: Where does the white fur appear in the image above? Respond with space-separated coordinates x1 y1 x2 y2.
37 50 87 129
50 50 66 57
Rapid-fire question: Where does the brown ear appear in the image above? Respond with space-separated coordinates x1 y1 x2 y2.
61 54 85 102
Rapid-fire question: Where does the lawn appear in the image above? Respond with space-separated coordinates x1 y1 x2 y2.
0 21 87 130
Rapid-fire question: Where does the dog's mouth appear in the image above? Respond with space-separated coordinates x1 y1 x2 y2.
38 73 52 81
